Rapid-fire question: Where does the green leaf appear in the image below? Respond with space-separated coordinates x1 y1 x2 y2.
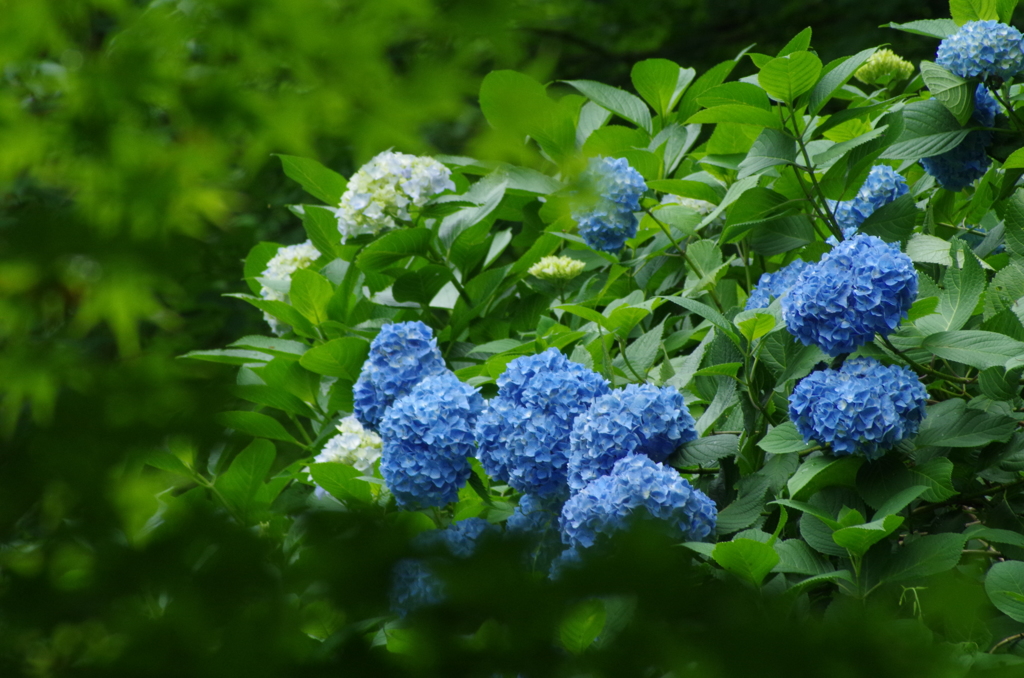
276 154 347 205
917 242 986 335
986 561 1024 623
716 476 771 534
696 82 771 111
301 205 342 259
631 59 695 118
479 70 575 160
950 0 1000 23
914 398 1018 447
919 61 974 125
886 19 959 38
1003 189 1024 257
758 52 823 104
686 105 784 129
661 296 741 346
758 422 817 455
777 27 812 57
289 269 334 325
694 362 743 378
560 599 606 655
623 322 664 378
647 179 722 206
677 59 738 121
234 384 314 418
244 242 283 295
881 99 970 161
563 79 653 134
735 313 776 342
787 456 863 501
712 538 780 586
979 366 1023 401
737 127 797 179
558 304 610 330
908 297 940 323
309 462 373 505
774 539 833 575
356 228 432 272
180 348 273 366
1003 148 1024 169
858 194 918 243
881 533 965 583
218 411 298 444
808 47 878 114
997 0 1019 22
299 337 371 380
145 451 194 478
921 330 1024 369
438 173 507 251
214 439 276 520
229 336 308 359
674 434 739 466
750 215 816 256
832 515 904 557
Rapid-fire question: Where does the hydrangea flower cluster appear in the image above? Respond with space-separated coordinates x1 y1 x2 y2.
920 87 999 192
854 48 915 85
827 165 908 236
528 255 586 281
936 20 1024 81
567 384 698 492
744 259 809 311
258 240 321 335
788 358 929 459
334 151 455 243
391 559 444 617
416 517 498 558
782 233 918 356
353 321 449 429
379 372 483 509
309 416 382 499
572 156 647 253
559 455 717 550
475 348 609 498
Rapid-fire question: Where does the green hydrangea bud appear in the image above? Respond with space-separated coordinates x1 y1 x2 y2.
528 255 585 281
854 49 914 86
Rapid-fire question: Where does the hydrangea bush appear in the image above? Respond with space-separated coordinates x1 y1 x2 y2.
183 5 1024 672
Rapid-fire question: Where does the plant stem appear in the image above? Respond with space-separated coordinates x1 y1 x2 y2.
642 207 724 311
879 335 972 383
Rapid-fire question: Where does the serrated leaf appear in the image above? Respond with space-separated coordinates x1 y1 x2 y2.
219 411 298 444
686 104 785 129
787 456 863 500
674 434 739 466
758 422 817 455
244 242 284 295
631 59 695 118
1003 189 1024 257
774 539 833 575
914 398 1017 447
750 215 816 255
881 533 965 583
758 52 823 104
289 269 333 325
697 82 771 111
661 296 741 345
808 47 878 114
276 155 347 205
920 61 974 125
986 560 1024 623
950 0 1000 23
735 313 776 342
922 330 1024 369
712 538 780 586
214 439 276 521
695 377 737 436
917 242 986 335
301 204 342 259
858 194 918 243
309 462 373 505
737 127 797 179
716 476 770 534
356 228 432 272
832 515 904 557
560 599 606 655
299 337 371 380
623 322 664 378
179 349 273 366
881 99 970 160
694 362 743 378
229 336 308 359
563 79 653 134
886 19 960 38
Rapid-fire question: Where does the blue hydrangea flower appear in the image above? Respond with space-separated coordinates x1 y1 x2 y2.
567 384 698 492
379 372 484 509
827 165 908 235
920 87 998 192
745 259 810 311
390 558 444 617
474 396 518 483
936 20 1024 81
782 234 918 356
416 517 497 558
491 349 610 498
572 156 647 253
788 357 929 459
560 454 717 550
353 321 449 429
507 493 565 570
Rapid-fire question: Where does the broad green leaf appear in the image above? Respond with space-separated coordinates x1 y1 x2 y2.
301 204 343 259
234 384 315 418
686 104 784 129
774 539 833 575
979 366 1023 401
623 322 664 378
914 398 1018 447
917 241 986 335
881 533 965 583
563 79 653 134
674 434 739 467
647 179 722 206
872 486 929 520
832 515 904 557
800 512 848 557
631 59 695 118
808 47 878 114
695 377 737 437
299 337 371 380
145 451 194 478
737 127 797 179
919 61 974 125
886 19 960 38
309 463 373 505
712 538 780 586
1003 148 1024 169
758 52 823 104
986 560 1024 623
226 294 318 338
180 348 272 366
950 0 1000 23
921 330 1024 369
229 336 308 359
758 422 817 455
244 242 284 295
696 82 771 111
276 154 347 205
218 411 298 444
479 70 575 160
558 304 611 329
356 228 432 272
881 99 970 160
694 362 743 378
858 194 918 243
909 297 941 323
393 265 452 306
289 269 334 325
787 456 863 500
749 214 816 256
677 59 738 121
560 599 606 655
438 174 507 251
716 476 771 534
997 0 1020 22
735 313 776 342
965 525 1024 548
214 439 276 520
661 296 741 345
1003 189 1024 257
777 27 812 57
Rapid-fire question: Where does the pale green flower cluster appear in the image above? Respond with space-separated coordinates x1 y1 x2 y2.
315 415 384 474
528 255 586 281
258 240 320 335
854 49 914 85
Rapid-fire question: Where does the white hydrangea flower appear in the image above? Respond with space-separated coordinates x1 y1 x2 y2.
258 240 320 335
528 255 586 281
315 415 384 474
661 194 716 215
333 151 455 243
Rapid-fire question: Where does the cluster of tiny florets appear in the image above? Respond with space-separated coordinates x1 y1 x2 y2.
378 372 483 509
258 240 321 335
788 358 929 459
334 151 455 243
782 234 918 356
559 455 717 550
353 321 449 429
528 255 586 281
572 156 647 253
309 416 382 499
936 20 1024 81
920 87 999 192
567 384 697 492
827 165 908 236
416 517 498 558
390 559 444 617
854 48 915 85
745 259 809 311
